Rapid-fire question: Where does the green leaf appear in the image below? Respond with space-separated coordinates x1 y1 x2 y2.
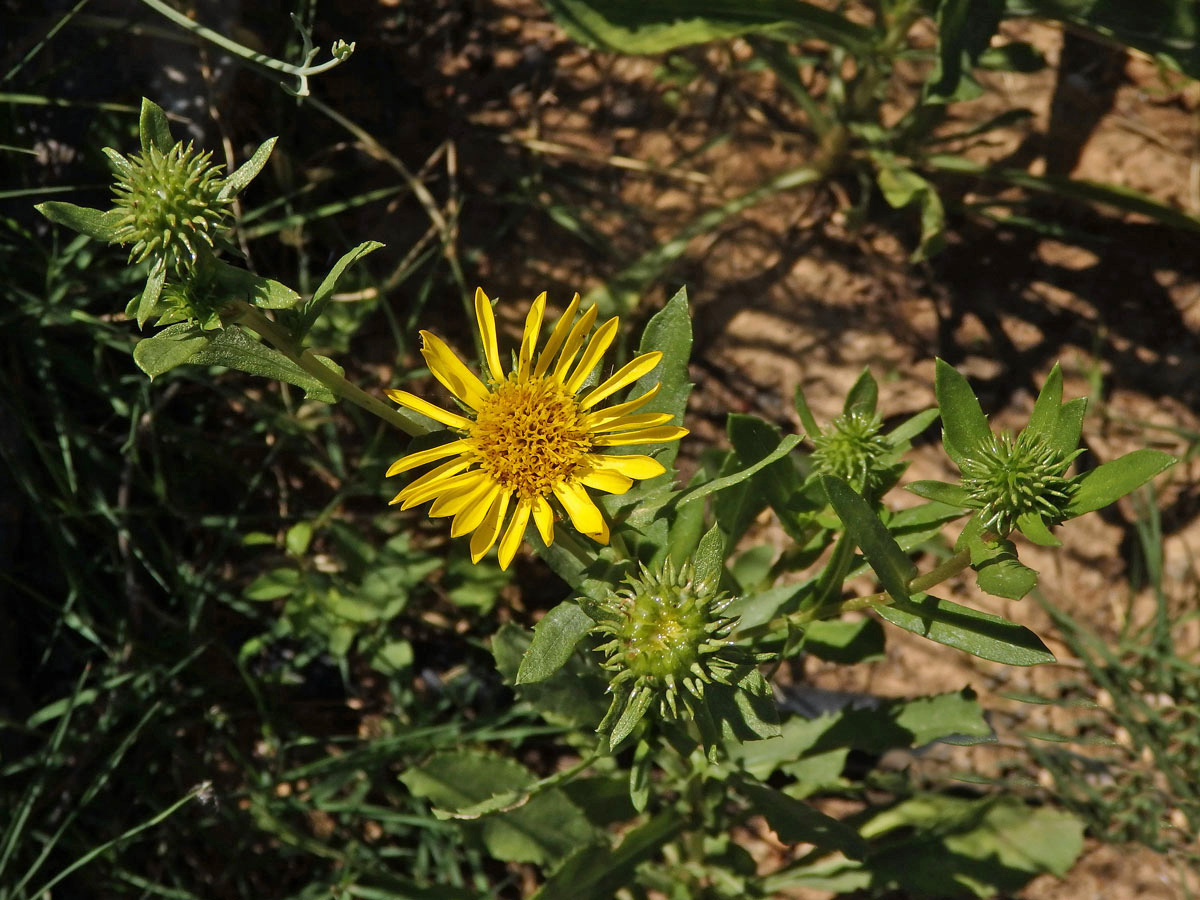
609 682 655 748
516 601 595 684
705 666 781 742
1025 362 1063 440
493 623 610 728
925 0 1005 103
738 781 866 859
725 414 808 541
629 740 652 813
399 750 534 816
534 811 684 900
132 322 211 377
135 260 167 328
877 593 1054 665
905 479 970 507
692 522 725 594
285 521 313 555
369 639 413 676
679 434 802 506
219 136 278 200
821 475 916 602
873 156 947 259
614 285 693 476
34 202 122 241
189 328 338 402
885 407 939 446
213 261 300 309
1016 512 1060 547
793 383 821 439
481 788 601 868
138 97 173 153
843 367 878 415
926 154 1200 233
803 617 885 664
970 536 1039 600
1066 448 1176 516
244 567 301 601
292 241 384 339
538 0 873 55
935 358 990 467
1050 397 1087 457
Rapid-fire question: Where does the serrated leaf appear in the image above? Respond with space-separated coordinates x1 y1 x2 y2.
538 0 873 55
189 328 337 401
739 781 866 859
138 97 173 153
399 750 535 815
935 358 990 466
219 136 278 199
482 788 602 868
877 593 1054 665
821 475 915 602
35 202 122 241
516 601 594 684
132 322 211 377
213 261 300 309
492 623 610 728
1066 448 1176 517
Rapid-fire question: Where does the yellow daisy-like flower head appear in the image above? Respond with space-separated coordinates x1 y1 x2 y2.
385 288 688 570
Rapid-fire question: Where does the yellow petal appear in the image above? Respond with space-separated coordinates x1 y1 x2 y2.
532 495 555 545
450 481 502 537
579 352 662 410
429 477 492 517
581 384 660 428
420 332 489 410
552 480 604 535
533 293 581 379
518 292 546 381
588 453 665 480
579 469 633 495
498 498 532 570
591 412 674 433
400 468 482 510
394 457 473 504
385 388 473 430
593 425 689 446
564 316 619 394
385 439 470 477
474 286 505 384
587 516 610 545
470 491 511 562
550 304 599 383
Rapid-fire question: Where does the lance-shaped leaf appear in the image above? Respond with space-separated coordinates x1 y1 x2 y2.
876 593 1054 665
34 203 123 241
138 97 173 154
821 475 916 602
189 328 339 402
219 137 278 200
1066 448 1176 517
133 322 212 378
935 358 990 467
290 240 383 338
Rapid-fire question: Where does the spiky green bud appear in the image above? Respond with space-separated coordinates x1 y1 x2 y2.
108 142 231 274
960 429 1079 536
811 408 892 495
592 561 759 747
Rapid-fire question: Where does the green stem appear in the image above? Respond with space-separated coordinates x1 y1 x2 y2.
231 301 429 437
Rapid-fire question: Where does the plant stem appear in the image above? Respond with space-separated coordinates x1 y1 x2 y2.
231 300 429 437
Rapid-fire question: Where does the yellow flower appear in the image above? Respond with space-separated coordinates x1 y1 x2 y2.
386 288 688 569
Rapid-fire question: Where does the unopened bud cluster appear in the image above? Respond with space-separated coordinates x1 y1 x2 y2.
812 408 891 494
108 142 231 273
593 561 751 723
960 429 1078 536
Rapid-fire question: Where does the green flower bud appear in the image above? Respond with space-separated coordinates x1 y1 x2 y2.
592 562 756 744
960 429 1078 536
108 142 231 274
811 408 891 494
